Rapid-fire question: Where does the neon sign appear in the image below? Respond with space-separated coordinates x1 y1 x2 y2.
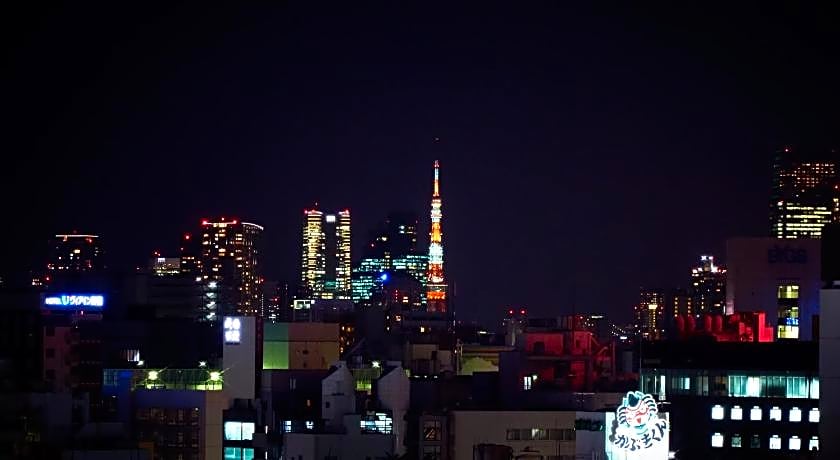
43 294 104 309
608 391 669 454
224 317 241 344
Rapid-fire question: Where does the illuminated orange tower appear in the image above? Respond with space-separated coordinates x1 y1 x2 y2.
427 160 448 312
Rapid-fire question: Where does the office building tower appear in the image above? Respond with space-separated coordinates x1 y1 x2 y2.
366 212 419 260
179 232 201 276
299 208 351 300
690 255 726 315
262 281 289 322
635 288 664 340
200 218 263 317
47 234 103 273
770 146 838 238
668 288 693 319
427 161 448 313
352 212 428 306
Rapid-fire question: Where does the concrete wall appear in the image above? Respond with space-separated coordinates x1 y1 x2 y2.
450 411 577 460
726 237 821 339
223 316 256 399
43 326 73 392
820 288 840 457
377 366 410 455
284 431 393 460
263 323 340 370
321 363 355 430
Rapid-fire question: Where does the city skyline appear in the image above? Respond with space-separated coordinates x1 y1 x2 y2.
2 4 840 459
4 3 840 326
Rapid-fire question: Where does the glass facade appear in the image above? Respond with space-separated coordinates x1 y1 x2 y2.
642 370 817 399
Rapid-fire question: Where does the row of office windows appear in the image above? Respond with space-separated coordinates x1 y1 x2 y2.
711 433 818 451
642 372 818 399
711 404 819 422
505 428 575 441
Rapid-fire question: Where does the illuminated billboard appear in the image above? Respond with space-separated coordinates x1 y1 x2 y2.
224 317 242 344
42 294 105 310
605 391 670 460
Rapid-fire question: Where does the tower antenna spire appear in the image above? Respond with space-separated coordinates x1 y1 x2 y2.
427 160 447 312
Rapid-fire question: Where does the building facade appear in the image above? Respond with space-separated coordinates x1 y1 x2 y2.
352 211 428 307
299 209 351 301
635 288 665 340
691 255 726 315
199 219 263 317
641 340 819 459
47 234 103 274
725 237 821 340
770 146 838 239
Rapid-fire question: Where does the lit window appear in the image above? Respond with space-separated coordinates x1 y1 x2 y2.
523 375 533 390
790 407 801 422
224 422 243 441
242 422 254 440
711 432 724 448
809 436 819 451
809 408 819 423
769 406 782 421
731 434 742 448
711 405 724 420
770 435 782 450
305 421 314 430
731 405 743 420
789 436 801 450
750 406 762 421
746 377 760 397
810 378 820 399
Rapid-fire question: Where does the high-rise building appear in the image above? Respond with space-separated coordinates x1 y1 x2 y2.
299 208 351 300
199 218 263 318
668 288 693 319
690 255 726 315
352 212 428 307
366 212 419 260
427 161 448 313
634 288 664 340
179 232 201 276
770 146 838 239
47 234 103 273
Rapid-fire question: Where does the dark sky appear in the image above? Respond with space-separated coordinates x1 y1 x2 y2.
3 3 839 326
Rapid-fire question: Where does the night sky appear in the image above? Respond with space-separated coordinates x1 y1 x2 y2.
3 3 839 326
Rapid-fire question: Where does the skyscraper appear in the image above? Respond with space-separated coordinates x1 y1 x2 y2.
634 288 664 340
299 208 351 300
427 160 448 313
179 232 201 276
47 234 103 273
352 212 428 307
690 255 726 315
366 212 419 259
199 218 263 318
770 146 838 239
